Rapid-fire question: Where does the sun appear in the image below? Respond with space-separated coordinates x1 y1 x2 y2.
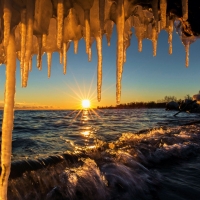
82 99 90 109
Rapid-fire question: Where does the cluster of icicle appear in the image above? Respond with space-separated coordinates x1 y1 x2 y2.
0 0 190 104
0 0 190 199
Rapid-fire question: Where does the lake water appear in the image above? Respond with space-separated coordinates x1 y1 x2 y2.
1 109 200 200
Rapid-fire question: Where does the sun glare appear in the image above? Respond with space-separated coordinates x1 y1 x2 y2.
82 99 90 109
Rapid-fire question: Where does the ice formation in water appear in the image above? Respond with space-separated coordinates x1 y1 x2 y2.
0 0 200 199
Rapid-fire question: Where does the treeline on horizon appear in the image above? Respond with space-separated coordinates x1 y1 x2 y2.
97 95 193 109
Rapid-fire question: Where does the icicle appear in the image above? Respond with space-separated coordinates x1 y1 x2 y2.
88 47 92 62
157 20 161 33
105 20 114 46
182 0 188 21
57 0 64 49
37 35 42 70
42 34 47 48
84 9 90 54
160 0 167 29
63 42 67 74
20 9 26 87
29 57 32 72
168 19 174 55
138 38 142 52
116 0 125 104
3 0 12 48
17 51 21 61
99 0 105 34
23 0 34 87
185 43 189 67
0 33 16 200
74 40 78 54
152 0 158 29
96 36 102 102
59 50 63 64
152 27 157 56
47 52 52 78
124 48 126 63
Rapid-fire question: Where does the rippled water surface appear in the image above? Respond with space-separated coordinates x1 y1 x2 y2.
0 109 200 200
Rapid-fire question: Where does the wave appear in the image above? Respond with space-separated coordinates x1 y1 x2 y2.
6 124 200 199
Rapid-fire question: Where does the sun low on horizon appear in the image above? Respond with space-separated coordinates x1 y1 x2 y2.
82 99 91 109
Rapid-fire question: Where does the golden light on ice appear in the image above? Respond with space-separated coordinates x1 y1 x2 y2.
82 99 90 109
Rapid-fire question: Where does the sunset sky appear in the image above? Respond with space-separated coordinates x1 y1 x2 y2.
0 26 200 109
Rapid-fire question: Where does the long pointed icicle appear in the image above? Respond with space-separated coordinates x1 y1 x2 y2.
20 9 27 87
152 27 158 56
116 0 125 104
0 33 16 200
160 0 167 29
99 0 105 34
182 0 188 21
42 34 47 48
57 0 64 49
59 50 63 64
185 43 189 67
74 40 78 54
105 21 114 46
88 47 92 62
168 19 173 55
152 0 158 29
3 0 11 48
47 52 52 78
124 48 126 63
37 35 42 70
29 57 32 72
63 43 67 74
84 9 90 54
138 38 142 52
23 0 34 87
96 36 102 102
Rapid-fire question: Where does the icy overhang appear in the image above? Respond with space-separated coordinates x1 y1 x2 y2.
0 0 199 103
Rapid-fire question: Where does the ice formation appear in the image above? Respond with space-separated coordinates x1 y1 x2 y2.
0 0 200 199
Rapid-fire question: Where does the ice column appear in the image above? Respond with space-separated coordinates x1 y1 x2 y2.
116 0 125 104
0 33 16 200
57 0 64 49
160 0 167 29
182 0 188 21
3 0 11 48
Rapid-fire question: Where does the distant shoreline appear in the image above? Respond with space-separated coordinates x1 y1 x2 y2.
97 102 166 109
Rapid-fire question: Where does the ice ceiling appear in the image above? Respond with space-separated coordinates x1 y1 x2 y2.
0 0 200 103
0 0 200 199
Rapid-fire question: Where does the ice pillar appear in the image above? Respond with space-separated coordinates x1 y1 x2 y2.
0 33 16 200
